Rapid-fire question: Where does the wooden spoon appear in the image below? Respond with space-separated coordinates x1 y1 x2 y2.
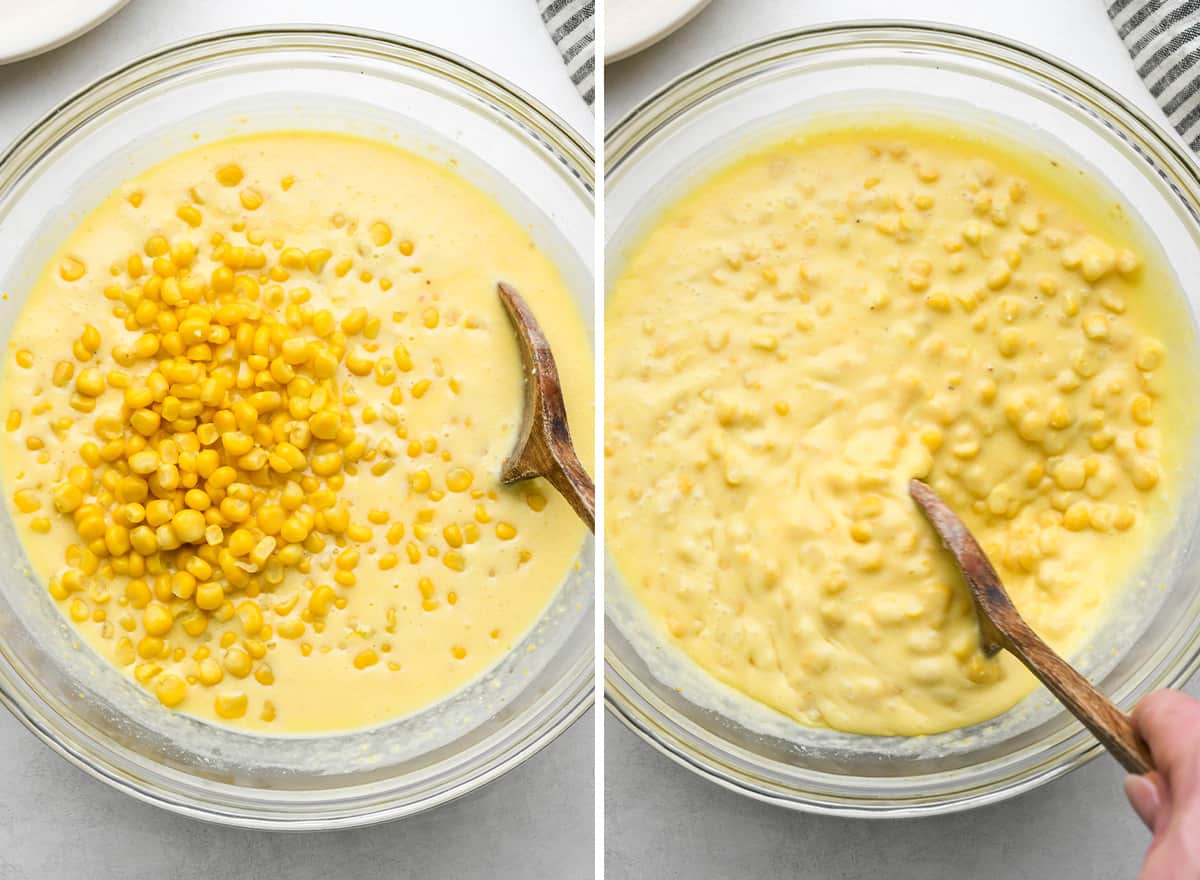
908 478 1153 774
497 282 594 532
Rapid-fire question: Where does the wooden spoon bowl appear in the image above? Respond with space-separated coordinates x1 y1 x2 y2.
497 282 594 531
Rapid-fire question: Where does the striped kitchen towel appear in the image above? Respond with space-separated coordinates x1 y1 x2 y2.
1108 0 1200 149
538 0 595 106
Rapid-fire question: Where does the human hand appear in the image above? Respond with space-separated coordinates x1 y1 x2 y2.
1126 690 1200 879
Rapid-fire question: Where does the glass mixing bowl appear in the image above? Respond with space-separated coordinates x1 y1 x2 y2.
605 21 1200 817
0 27 594 829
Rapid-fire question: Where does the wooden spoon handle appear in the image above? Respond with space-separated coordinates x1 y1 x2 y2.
997 610 1153 774
544 442 595 532
908 479 1153 774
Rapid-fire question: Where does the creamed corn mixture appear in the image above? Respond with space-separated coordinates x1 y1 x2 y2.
605 122 1188 736
1 132 592 732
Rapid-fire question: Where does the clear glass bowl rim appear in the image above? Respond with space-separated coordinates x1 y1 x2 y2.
0 25 594 830
604 19 1200 818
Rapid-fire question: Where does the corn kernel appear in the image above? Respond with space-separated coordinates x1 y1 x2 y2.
223 647 251 678
59 256 87 282
155 674 187 707
216 165 244 187
304 585 335 618
214 691 248 719
197 657 224 686
143 603 174 636
193 581 224 611
445 467 473 493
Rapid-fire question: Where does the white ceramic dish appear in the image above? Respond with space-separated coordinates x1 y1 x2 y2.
0 0 131 65
606 0 713 63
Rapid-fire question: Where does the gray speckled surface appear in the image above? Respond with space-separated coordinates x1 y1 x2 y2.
0 708 593 879
605 709 1163 880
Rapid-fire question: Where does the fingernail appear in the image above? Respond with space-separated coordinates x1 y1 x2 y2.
1125 774 1162 830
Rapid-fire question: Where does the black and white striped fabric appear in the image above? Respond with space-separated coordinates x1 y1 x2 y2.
1108 0 1200 150
537 0 595 106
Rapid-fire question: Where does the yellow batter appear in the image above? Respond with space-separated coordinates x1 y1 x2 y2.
606 121 1191 736
1 132 592 733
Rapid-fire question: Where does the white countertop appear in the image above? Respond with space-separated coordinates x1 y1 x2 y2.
605 0 1161 128
0 0 593 146
0 2 594 878
605 2 1194 878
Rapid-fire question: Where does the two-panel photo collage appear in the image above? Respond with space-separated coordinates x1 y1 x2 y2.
1 1 1199 878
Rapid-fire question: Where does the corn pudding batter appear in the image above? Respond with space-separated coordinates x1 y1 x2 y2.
0 132 592 732
606 122 1190 736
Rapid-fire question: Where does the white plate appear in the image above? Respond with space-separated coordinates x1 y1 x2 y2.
606 0 713 63
0 0 132 65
